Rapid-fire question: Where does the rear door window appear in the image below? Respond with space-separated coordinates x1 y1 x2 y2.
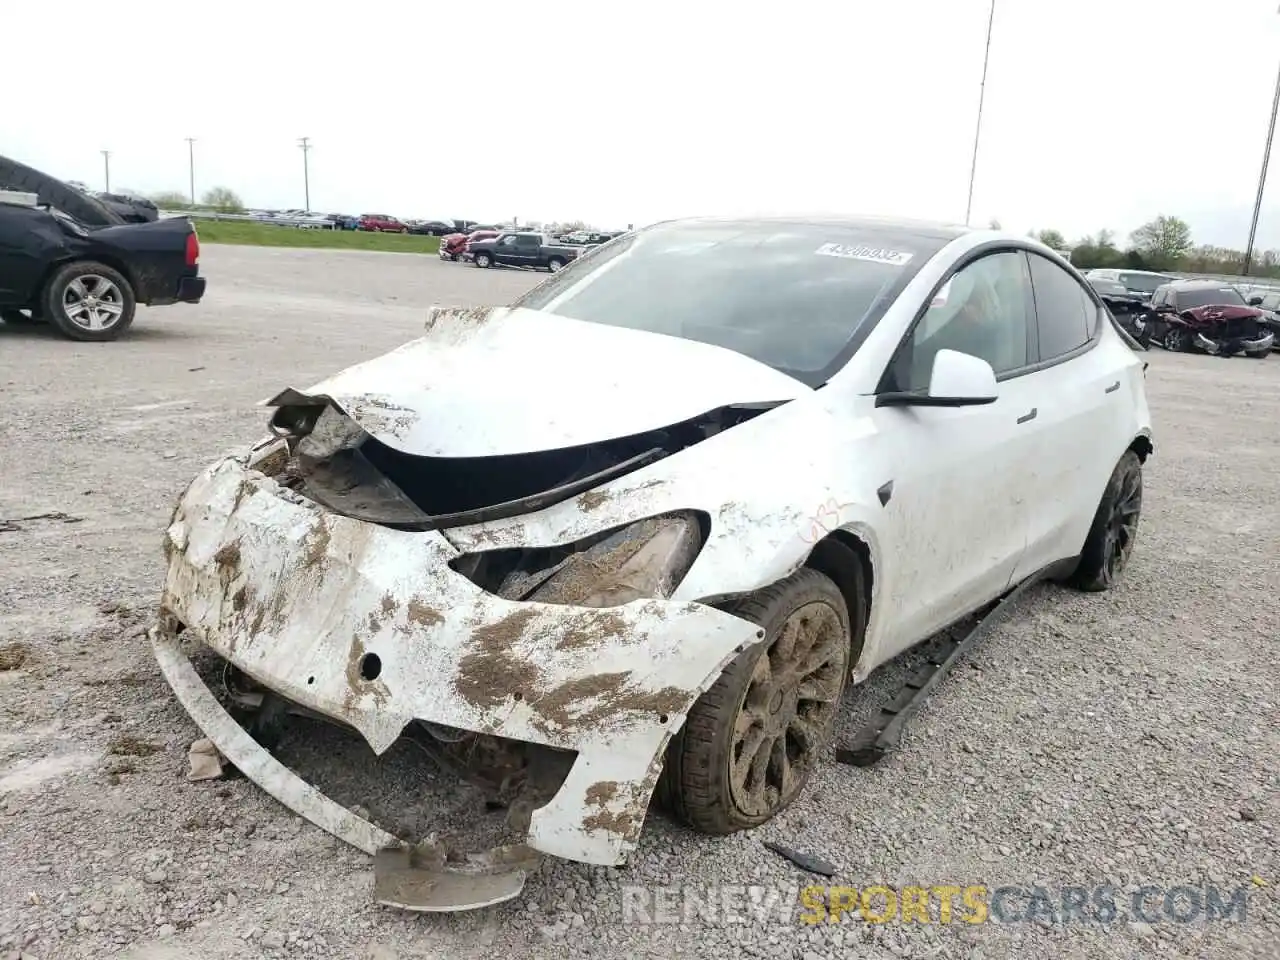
1027 253 1093 361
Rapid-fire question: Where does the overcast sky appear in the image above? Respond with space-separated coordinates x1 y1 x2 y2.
7 1 1280 247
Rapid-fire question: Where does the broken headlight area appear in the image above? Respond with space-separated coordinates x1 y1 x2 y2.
257 399 768 530
450 511 708 607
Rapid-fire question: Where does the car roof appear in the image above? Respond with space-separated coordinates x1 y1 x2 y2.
1163 279 1237 290
653 214 976 242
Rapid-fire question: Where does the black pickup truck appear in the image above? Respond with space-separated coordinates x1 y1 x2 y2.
467 232 580 272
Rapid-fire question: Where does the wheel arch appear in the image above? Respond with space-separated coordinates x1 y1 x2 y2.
802 529 874 667
37 254 138 307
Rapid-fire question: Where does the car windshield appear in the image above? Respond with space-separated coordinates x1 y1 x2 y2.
1176 286 1247 309
510 219 946 386
1118 272 1170 293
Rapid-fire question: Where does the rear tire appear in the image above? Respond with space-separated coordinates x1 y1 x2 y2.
1068 451 1143 592
660 568 853 835
42 261 136 342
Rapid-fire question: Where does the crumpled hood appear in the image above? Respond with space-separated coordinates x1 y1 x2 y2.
266 306 811 458
1181 304 1264 327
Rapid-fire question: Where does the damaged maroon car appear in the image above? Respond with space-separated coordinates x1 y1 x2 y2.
1138 279 1274 357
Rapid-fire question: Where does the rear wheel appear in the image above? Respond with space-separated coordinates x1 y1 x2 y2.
661 568 853 834
1069 451 1143 592
42 261 136 342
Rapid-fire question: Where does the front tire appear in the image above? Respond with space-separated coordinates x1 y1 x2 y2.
1069 451 1143 592
474 253 492 268
43 262 136 342
1162 327 1189 352
547 257 565 273
661 568 853 835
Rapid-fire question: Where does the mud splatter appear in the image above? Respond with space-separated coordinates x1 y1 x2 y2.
454 609 540 709
529 673 688 733
301 520 331 569
232 585 252 613
406 598 444 627
380 593 399 616
578 490 610 512
213 541 241 573
554 611 629 651
584 781 619 806
582 808 641 836
0 642 29 671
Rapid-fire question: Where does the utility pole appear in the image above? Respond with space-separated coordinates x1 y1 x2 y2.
298 137 312 212
964 0 997 226
1244 8 1280 276
101 150 111 193
185 138 197 205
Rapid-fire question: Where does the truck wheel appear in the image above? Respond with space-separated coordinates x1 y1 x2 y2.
547 258 565 273
474 253 492 268
451 253 460 262
1162 327 1188 352
42 261 136 342
660 568 853 835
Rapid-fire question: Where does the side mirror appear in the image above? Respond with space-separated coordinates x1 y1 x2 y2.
876 349 999 408
1247 295 1264 306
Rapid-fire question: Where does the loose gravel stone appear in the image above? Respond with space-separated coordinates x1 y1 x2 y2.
0 246 1275 960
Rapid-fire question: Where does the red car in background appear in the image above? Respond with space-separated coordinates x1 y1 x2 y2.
358 214 410 233
438 228 500 261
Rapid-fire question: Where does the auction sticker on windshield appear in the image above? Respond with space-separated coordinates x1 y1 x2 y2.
814 242 914 266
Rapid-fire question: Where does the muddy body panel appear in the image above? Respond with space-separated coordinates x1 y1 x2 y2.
159 454 763 866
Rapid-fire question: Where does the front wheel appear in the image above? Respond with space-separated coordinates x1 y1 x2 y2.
547 258 565 273
1069 450 1143 592
42 262 136 342
451 253 460 262
660 567 854 835
474 253 492 268
1162 327 1189 352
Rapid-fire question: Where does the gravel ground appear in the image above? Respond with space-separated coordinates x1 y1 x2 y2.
0 244 1276 960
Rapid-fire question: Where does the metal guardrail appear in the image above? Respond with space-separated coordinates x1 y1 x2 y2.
160 209 337 229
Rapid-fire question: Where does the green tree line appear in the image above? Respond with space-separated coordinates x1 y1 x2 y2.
1024 215 1280 277
149 187 245 214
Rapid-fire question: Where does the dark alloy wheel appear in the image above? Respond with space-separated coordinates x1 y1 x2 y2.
1069 451 1143 592
660 567 858 834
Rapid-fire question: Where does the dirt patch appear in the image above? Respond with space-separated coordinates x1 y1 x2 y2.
581 807 641 836
454 609 541 709
584 781 619 806
0 641 29 671
529 672 688 734
213 541 241 573
380 593 399 616
554 611 629 651
578 490 610 512
107 736 164 758
232 585 252 612
301 519 332 568
406 597 443 627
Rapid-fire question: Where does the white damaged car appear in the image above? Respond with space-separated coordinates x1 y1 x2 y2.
151 216 1154 911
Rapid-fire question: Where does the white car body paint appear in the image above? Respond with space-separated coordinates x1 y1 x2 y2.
153 220 1153 910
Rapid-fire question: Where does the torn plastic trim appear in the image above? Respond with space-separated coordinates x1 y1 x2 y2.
150 625 540 912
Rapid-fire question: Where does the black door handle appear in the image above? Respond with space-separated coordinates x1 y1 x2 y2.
1105 381 1120 394
1016 408 1037 424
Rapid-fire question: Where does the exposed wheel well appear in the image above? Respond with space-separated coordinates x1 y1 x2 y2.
1128 435 1154 463
804 531 872 666
34 255 138 309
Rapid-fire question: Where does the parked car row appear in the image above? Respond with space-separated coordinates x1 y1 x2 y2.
1084 269 1277 357
437 226 630 272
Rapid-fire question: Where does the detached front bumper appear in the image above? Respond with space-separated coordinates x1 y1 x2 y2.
154 454 761 907
1194 330 1274 354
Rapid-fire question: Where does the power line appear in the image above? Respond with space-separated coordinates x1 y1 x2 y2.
298 137 312 212
185 138 197 205
964 0 997 227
